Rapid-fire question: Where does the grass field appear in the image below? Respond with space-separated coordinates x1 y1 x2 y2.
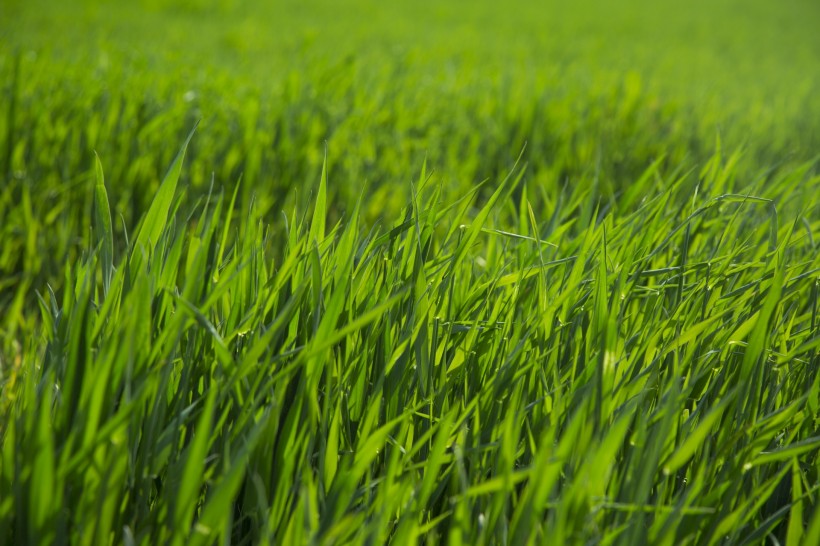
1 1 820 544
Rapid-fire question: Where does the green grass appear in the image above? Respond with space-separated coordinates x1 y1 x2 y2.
1 1 819 544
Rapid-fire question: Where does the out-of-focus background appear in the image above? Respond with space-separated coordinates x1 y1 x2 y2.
3 0 818 201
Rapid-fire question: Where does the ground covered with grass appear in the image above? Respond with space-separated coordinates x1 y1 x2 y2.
1 1 819 544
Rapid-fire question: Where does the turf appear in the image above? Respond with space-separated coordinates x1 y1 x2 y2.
1 1 819 544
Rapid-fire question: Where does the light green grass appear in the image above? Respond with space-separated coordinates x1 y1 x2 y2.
1 1 819 544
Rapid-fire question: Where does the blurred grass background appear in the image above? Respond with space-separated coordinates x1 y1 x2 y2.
3 0 817 196
4 0 818 183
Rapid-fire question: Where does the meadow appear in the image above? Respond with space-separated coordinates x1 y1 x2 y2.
1 0 819 544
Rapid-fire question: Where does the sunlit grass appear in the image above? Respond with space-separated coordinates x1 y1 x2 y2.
1 130 818 544
1 0 819 544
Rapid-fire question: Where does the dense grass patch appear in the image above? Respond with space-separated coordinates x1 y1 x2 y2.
1 0 819 544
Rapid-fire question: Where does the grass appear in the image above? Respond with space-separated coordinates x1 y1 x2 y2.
1 0 819 544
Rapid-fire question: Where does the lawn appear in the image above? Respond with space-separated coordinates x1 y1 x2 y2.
1 1 819 544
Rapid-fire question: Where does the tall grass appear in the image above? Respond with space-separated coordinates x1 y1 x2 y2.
1 129 818 543
1 0 820 544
